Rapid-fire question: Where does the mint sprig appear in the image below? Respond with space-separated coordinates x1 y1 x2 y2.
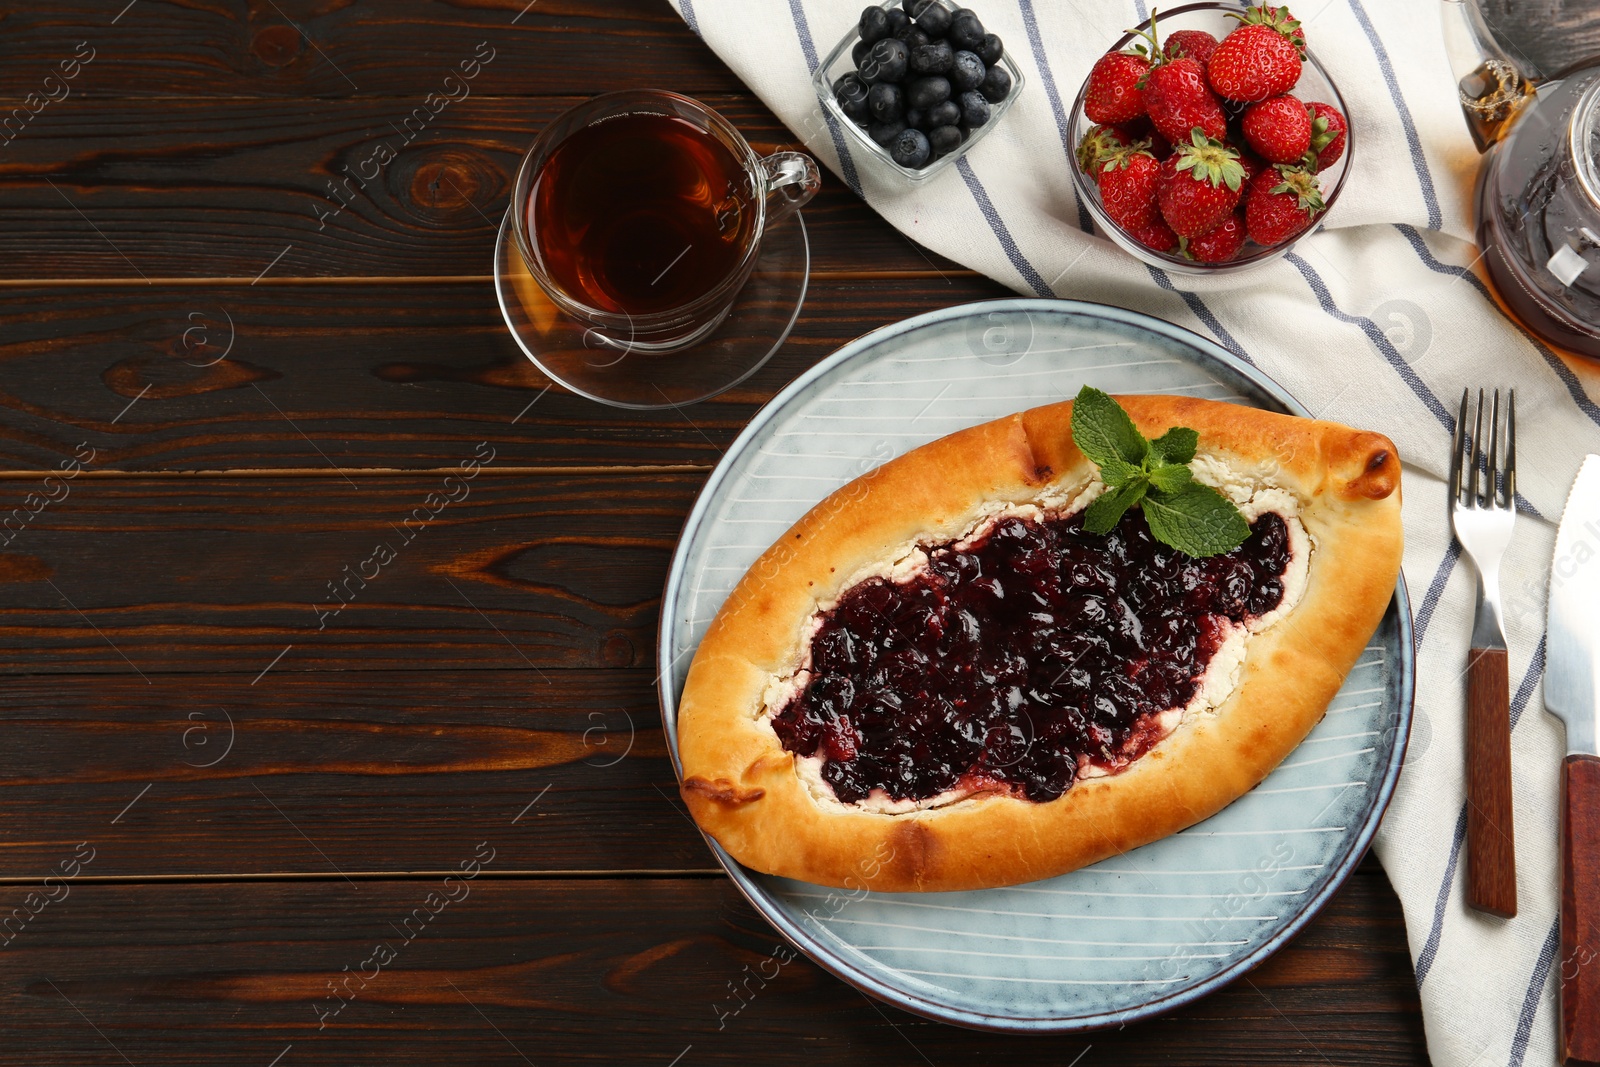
1069 386 1250 557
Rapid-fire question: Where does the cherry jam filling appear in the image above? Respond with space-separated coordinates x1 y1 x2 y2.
770 506 1292 805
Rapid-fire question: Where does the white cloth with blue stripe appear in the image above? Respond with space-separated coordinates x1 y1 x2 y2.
670 0 1597 1061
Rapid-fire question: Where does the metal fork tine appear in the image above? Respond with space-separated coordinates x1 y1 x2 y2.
1488 389 1501 512
1472 388 1486 509
1452 388 1468 507
1505 389 1516 508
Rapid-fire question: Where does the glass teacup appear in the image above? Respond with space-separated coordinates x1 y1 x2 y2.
510 89 821 355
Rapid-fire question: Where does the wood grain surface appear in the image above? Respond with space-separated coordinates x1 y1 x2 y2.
0 95 965 280
1481 0 1600 79
0 669 710 879
0 0 744 98
17 0 1588 1060
0 275 1005 471
0 471 700 673
0 873 1424 1065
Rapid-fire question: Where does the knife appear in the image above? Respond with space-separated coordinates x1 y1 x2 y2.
1546 454 1600 1066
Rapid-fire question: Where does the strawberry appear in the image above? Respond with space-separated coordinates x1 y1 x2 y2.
1096 143 1162 231
1076 124 1130 171
1232 143 1268 182
1242 94 1312 163
1179 213 1246 263
1305 101 1347 169
1244 164 1326 246
1157 131 1245 238
1263 4 1307 51
1163 29 1219 71
1128 217 1179 252
1114 117 1171 159
1144 56 1228 145
1085 51 1151 124
1207 4 1304 103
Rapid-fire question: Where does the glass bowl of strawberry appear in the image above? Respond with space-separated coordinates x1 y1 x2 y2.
1068 2 1352 273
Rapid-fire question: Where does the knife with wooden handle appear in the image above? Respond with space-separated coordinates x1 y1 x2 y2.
1546 455 1600 1066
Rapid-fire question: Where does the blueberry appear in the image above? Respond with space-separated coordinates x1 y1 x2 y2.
859 5 891 45
904 106 927 130
859 37 909 83
928 123 964 157
926 99 961 127
891 128 932 168
903 0 937 14
915 2 952 37
834 72 871 120
851 39 872 67
868 117 908 146
894 24 930 49
906 74 951 108
868 81 905 121
910 39 954 74
958 89 991 126
948 10 985 50
885 8 909 34
978 33 1004 65
979 64 1012 103
950 50 986 91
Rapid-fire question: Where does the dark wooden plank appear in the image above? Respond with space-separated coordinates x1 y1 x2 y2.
0 0 745 99
0 93 959 280
0 470 700 674
0 272 1007 472
1481 0 1600 81
0 873 1423 1065
0 669 713 878
0 670 1413 885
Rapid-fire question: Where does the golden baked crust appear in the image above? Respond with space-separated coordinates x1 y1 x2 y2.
676 396 1403 892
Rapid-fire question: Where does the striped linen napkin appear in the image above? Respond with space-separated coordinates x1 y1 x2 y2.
669 0 1599 1062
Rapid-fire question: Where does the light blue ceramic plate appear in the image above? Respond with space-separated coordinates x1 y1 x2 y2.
657 300 1413 1032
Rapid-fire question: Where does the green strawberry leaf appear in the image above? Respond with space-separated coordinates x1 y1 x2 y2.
1071 385 1149 469
1141 482 1252 557
1083 477 1148 535
1147 462 1194 494
1148 426 1199 465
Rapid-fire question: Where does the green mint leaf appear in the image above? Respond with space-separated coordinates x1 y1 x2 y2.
1096 453 1139 488
1083 477 1148 534
1071 385 1149 471
1147 463 1194 494
1148 426 1198 466
1141 482 1252 557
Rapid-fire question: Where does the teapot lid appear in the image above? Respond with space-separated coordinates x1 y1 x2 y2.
1575 79 1600 212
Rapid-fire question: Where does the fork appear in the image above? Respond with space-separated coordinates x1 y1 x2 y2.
1450 387 1518 918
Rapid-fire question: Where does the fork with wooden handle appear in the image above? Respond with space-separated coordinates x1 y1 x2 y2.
1450 388 1517 918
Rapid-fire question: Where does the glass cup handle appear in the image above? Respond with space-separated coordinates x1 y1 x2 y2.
758 151 822 226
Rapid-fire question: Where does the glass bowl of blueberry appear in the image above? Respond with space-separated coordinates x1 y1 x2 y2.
1068 2 1353 273
813 0 1025 181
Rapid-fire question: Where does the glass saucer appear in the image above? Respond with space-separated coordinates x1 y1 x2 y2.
493 206 809 410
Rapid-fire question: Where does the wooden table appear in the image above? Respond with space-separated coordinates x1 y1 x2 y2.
2 3 1594 1063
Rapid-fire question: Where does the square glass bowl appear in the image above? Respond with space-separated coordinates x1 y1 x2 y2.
1067 2 1352 274
812 0 1025 182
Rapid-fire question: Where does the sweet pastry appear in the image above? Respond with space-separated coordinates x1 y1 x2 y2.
676 395 1402 892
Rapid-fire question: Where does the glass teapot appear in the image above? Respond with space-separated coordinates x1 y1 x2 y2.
1444 0 1600 357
